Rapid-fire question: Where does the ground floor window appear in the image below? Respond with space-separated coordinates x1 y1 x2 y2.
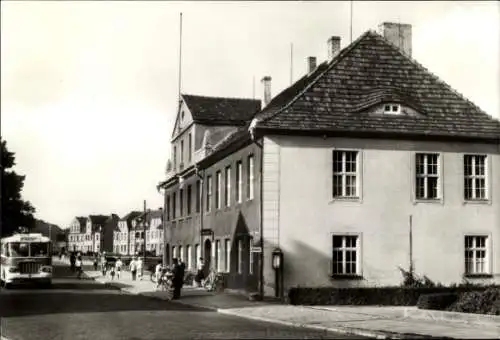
237 239 243 274
195 244 201 269
332 234 360 276
187 245 192 270
249 238 254 275
224 239 231 273
179 245 184 263
465 235 489 275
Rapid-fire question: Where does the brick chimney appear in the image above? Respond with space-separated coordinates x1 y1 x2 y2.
378 22 412 57
261 76 272 107
307 56 317 73
327 36 341 59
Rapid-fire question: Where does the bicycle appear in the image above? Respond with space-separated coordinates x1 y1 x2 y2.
203 269 224 292
157 271 174 300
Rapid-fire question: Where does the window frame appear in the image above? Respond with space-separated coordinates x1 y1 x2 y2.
179 188 184 217
206 175 212 212
249 237 254 275
224 238 231 273
196 180 201 213
330 233 362 278
215 239 221 272
463 154 490 203
412 152 444 204
247 155 255 200
225 166 231 207
383 103 401 115
331 149 362 201
236 161 243 204
464 234 492 277
187 184 192 215
237 239 243 274
215 171 222 209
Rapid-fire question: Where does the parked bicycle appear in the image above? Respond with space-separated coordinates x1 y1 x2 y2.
203 269 224 292
152 269 174 300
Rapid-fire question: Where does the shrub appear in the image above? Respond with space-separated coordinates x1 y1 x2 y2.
417 293 458 310
287 286 498 306
447 287 500 315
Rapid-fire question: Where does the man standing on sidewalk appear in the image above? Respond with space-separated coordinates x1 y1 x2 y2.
129 257 138 281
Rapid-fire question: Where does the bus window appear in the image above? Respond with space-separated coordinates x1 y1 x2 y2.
8 242 30 257
31 242 49 257
1 243 8 256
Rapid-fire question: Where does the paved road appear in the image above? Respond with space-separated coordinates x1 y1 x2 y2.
1 263 360 340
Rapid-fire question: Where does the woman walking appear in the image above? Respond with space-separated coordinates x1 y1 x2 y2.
75 253 83 279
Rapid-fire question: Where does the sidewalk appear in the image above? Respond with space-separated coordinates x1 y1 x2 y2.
83 266 500 339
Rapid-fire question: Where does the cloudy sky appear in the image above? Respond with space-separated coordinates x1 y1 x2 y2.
1 1 499 228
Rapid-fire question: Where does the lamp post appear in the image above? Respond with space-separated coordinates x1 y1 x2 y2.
142 200 147 277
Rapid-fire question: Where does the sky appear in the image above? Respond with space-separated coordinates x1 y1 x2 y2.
1 1 499 228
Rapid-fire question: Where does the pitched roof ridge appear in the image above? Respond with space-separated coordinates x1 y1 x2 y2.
371 31 499 122
183 93 260 102
257 30 373 126
211 127 246 150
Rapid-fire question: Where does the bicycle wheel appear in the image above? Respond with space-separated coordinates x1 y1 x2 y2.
150 272 157 283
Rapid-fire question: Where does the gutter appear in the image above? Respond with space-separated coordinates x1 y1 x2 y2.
250 121 264 299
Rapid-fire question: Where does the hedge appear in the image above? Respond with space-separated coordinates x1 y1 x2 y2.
447 287 500 315
287 286 496 306
417 293 458 310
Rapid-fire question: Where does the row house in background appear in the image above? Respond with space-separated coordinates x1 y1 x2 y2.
145 209 164 256
114 211 142 255
159 22 500 298
67 214 119 254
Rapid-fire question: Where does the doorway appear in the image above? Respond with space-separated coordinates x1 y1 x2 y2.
204 239 212 275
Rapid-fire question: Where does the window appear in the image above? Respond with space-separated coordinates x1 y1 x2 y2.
188 133 192 163
237 239 243 274
225 166 231 207
179 245 184 263
383 103 401 114
173 146 177 169
196 180 201 213
464 155 487 200
172 246 176 260
465 236 489 275
186 245 192 270
415 153 440 200
249 238 254 274
180 140 184 165
215 240 221 272
206 175 212 212
187 185 192 214
172 192 177 219
247 155 254 200
195 244 201 269
332 235 360 276
215 171 222 209
236 161 243 203
224 239 231 272
180 189 184 216
332 150 359 198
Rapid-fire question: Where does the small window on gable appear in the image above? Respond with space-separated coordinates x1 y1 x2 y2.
383 104 401 115
181 111 185 121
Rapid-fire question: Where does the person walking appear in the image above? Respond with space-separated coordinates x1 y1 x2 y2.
115 257 123 279
69 252 76 272
171 258 182 299
93 254 98 271
195 257 205 287
100 252 107 277
155 260 163 289
75 254 83 279
179 260 186 290
129 257 138 281
137 257 143 281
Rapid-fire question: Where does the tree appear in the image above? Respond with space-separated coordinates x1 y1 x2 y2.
1 138 36 237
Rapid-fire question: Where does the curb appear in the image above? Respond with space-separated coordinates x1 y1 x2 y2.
94 278 455 340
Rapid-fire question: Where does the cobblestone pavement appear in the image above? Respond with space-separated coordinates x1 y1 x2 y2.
0 262 362 340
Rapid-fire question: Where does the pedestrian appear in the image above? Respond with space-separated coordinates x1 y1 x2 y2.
93 254 98 271
115 257 123 279
179 260 186 289
137 257 143 281
129 257 138 281
155 260 163 289
70 252 76 272
100 252 107 277
172 258 182 299
195 257 205 287
75 254 83 279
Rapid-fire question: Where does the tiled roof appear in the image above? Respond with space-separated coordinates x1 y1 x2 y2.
183 94 261 125
254 31 500 141
76 217 87 233
119 211 142 221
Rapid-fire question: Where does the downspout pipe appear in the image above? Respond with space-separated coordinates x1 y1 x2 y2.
195 164 204 261
250 119 264 299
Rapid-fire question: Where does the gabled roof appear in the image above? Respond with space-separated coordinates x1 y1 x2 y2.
254 30 500 141
182 94 261 126
119 211 142 221
76 217 87 233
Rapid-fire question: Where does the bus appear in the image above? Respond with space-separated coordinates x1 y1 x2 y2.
1 232 53 288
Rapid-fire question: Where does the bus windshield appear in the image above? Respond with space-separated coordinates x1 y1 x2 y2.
5 242 49 257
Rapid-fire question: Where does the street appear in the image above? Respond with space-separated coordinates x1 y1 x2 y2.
0 262 359 340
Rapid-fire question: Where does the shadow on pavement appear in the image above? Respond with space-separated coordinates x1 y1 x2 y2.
0 291 209 318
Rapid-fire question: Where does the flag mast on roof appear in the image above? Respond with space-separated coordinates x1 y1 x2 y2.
177 12 183 113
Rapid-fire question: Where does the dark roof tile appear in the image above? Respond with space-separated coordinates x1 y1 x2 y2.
255 31 500 140
183 94 261 125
